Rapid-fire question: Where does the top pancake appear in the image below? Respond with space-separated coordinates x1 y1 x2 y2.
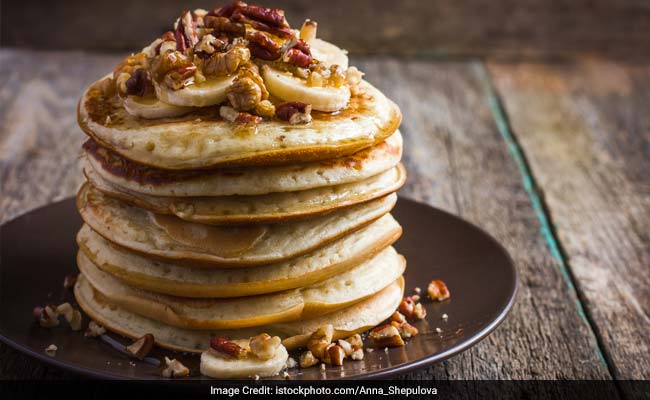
78 79 401 170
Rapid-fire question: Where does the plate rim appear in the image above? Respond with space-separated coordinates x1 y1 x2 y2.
0 196 518 380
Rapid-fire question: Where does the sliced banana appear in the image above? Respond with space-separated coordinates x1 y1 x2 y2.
262 65 350 112
310 38 349 69
154 75 236 107
200 341 288 379
123 96 193 119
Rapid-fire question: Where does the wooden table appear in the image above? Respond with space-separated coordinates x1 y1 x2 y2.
1 50 648 390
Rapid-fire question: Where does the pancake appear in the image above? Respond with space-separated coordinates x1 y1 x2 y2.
76 245 405 329
74 274 404 353
85 162 405 225
84 130 403 197
77 183 396 267
78 79 401 170
76 214 402 298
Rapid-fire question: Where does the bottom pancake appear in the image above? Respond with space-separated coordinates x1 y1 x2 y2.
74 274 404 353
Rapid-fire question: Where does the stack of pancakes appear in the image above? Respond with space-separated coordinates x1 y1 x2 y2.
73 11 405 354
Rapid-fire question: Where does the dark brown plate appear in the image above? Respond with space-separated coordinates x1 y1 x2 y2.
0 197 516 380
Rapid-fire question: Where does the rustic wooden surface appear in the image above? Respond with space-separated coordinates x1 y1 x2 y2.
0 49 647 389
488 60 650 382
4 0 650 59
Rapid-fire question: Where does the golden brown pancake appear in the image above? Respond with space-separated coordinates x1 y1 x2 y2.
78 79 401 170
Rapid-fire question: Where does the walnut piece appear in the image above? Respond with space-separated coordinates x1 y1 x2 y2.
126 333 155 360
413 303 427 320
427 279 451 301
162 357 190 378
369 324 405 348
85 321 106 337
56 303 82 331
249 333 282 360
299 350 319 368
307 324 333 359
203 38 250 76
398 296 416 320
391 321 419 339
33 305 59 328
254 100 275 118
228 77 262 110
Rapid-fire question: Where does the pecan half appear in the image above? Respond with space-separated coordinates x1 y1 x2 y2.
204 16 246 38
283 39 312 68
232 5 291 38
427 279 451 301
209 336 248 359
175 10 198 53
208 1 247 18
248 31 281 60
275 101 312 124
125 68 154 97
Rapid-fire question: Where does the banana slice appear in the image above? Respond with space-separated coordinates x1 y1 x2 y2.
200 341 288 379
262 65 350 112
154 75 236 107
310 38 349 69
123 96 193 119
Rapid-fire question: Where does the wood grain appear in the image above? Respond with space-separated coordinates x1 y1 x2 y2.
3 0 650 59
0 50 613 382
488 59 650 380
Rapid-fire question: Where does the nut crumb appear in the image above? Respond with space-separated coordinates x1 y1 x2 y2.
253 374 260 380
45 344 57 357
436 327 442 333
320 363 326 371
442 313 449 320
162 357 189 378
85 321 106 337
414 287 421 294
286 357 297 369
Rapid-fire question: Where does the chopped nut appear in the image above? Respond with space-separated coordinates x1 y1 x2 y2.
281 371 290 379
398 296 416 320
56 303 83 331
329 64 346 87
282 38 312 68
391 321 419 339
337 339 353 357
346 334 363 350
307 324 333 359
413 303 427 320
249 333 281 360
231 5 292 38
126 333 155 360
63 275 77 289
414 287 422 294
275 101 312 124
427 279 451 301
391 311 406 324
248 31 281 60
442 313 449 320
34 305 59 328
350 348 364 360
369 324 405 347
346 66 364 94
299 19 318 42
85 321 106 337
163 64 197 90
45 344 57 357
235 112 262 124
436 327 443 333
209 336 248 359
320 363 326 371
254 100 276 118
203 38 250 76
125 68 154 97
220 105 240 122
174 10 198 53
323 344 345 366
286 357 298 369
162 357 189 378
412 294 421 302
194 34 219 55
299 350 319 368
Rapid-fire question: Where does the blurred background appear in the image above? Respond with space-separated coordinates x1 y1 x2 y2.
3 0 650 58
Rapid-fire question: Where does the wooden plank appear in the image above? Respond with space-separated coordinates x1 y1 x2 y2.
488 59 650 380
0 50 611 381
356 59 611 380
3 0 650 58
